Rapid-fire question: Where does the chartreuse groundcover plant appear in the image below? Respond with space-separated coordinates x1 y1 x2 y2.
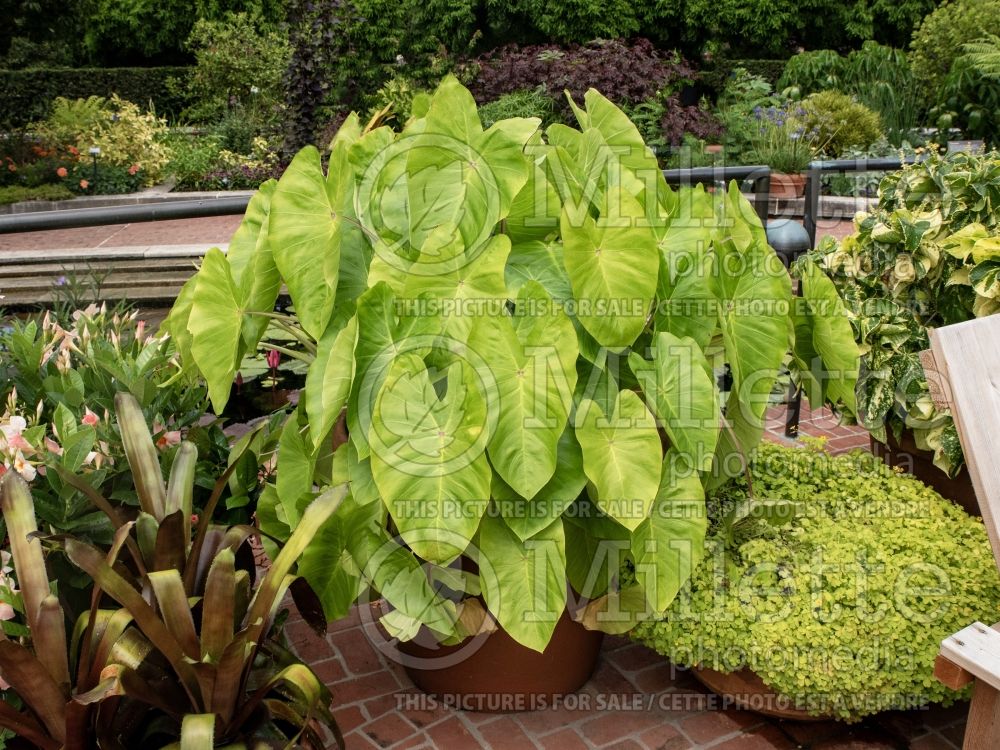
809 150 1000 476
0 394 343 748
632 441 1000 721
164 76 857 651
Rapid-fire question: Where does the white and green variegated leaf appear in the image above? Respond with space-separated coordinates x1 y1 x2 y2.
574 390 662 530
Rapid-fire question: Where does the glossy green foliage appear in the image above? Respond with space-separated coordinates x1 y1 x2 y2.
169 76 857 651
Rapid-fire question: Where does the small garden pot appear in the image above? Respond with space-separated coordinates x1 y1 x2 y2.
693 666 833 721
397 609 603 712
869 429 979 516
769 173 806 199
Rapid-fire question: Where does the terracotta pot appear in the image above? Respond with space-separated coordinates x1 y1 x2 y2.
869 428 979 517
397 608 603 712
769 172 807 199
693 666 833 721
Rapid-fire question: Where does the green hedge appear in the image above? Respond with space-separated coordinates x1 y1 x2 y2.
0 67 193 128
701 58 787 95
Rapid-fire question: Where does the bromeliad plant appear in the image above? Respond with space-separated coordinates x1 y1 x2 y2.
165 76 857 650
808 150 1000 475
0 393 343 749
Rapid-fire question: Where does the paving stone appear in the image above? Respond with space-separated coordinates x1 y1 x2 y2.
909 732 961 750
358 713 420 748
678 710 761 745
310 656 347 684
478 715 539 749
608 644 664 674
424 716 480 748
332 705 366 735
637 722 691 750
579 710 668 746
330 627 384 676
708 724 796 750
536 728 588 750
330 669 402 704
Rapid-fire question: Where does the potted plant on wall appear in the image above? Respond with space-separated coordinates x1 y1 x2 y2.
164 76 858 703
748 104 821 198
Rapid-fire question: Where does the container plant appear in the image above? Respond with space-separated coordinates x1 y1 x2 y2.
164 76 858 698
0 393 344 748
807 150 1000 507
747 104 827 198
631 440 1000 721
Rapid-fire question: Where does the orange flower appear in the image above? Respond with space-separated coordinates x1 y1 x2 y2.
56 167 68 178
79 179 89 189
128 164 140 176
6 163 15 172
67 146 79 156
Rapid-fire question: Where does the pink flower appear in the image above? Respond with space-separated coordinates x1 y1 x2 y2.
56 167 68 178
81 408 100 427
266 350 281 369
44 437 63 456
190 514 199 526
153 422 182 450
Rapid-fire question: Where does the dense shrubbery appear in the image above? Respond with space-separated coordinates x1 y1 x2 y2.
910 0 1000 93
32 95 171 185
798 91 884 157
0 67 191 130
631 441 1000 721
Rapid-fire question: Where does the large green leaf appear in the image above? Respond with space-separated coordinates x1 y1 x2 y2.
227 179 281 350
629 332 719 472
369 354 492 564
188 248 243 412
630 453 706 612
275 408 317 526
795 258 859 414
574 390 661 530
708 226 791 484
347 282 437 459
653 186 717 349
406 76 536 252
402 230 511 342
269 145 350 340
560 185 658 348
342 495 457 636
479 514 566 652
493 426 587 541
505 240 573 303
468 281 578 498
305 314 358 450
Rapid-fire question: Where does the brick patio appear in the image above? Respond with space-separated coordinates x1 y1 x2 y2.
283 403 968 750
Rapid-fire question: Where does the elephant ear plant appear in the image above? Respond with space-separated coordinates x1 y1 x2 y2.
164 76 858 650
0 394 344 749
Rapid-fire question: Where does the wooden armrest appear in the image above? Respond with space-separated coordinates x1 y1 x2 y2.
937 622 1000 691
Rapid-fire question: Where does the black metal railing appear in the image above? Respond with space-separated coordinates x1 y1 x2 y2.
0 196 252 234
662 164 771 228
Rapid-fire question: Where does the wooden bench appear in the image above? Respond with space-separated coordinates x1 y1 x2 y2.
0 245 221 306
923 317 1000 749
